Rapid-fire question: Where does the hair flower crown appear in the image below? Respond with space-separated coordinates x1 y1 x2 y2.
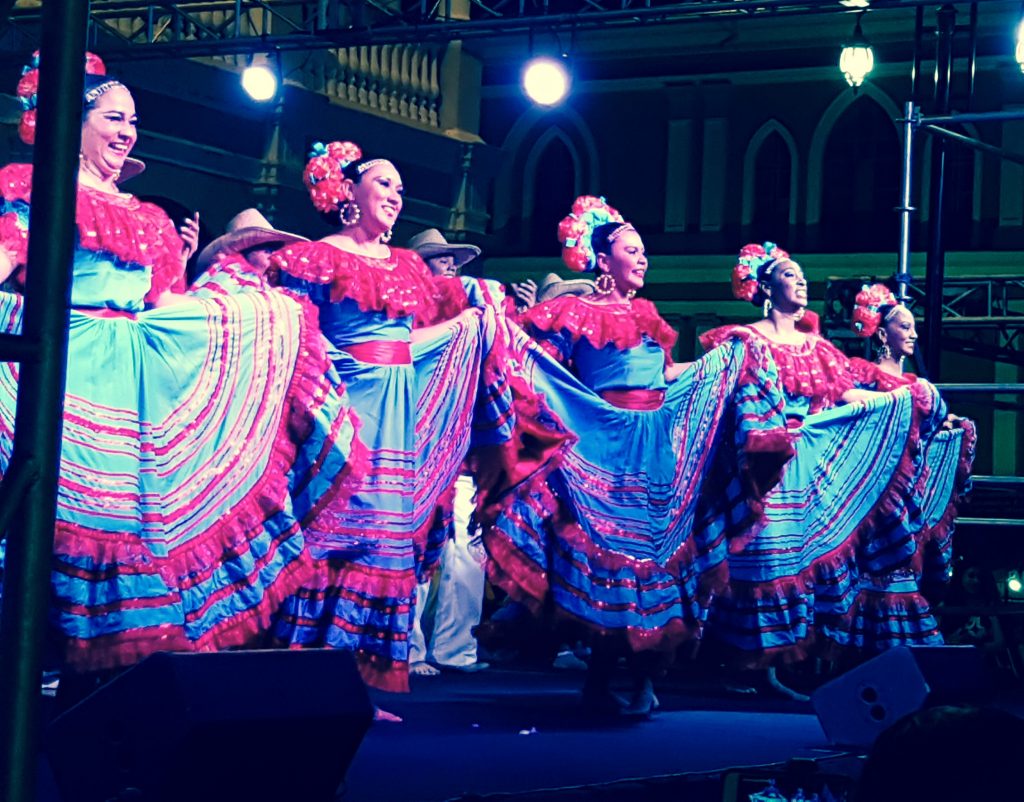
851 282 900 338
731 241 790 303
556 195 624 273
17 51 108 146
303 140 364 214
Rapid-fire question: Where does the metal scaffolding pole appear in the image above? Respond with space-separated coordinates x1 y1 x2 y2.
896 101 916 302
924 3 957 381
0 2 89 801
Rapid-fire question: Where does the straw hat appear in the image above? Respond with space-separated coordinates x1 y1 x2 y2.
536 272 595 303
118 156 146 182
405 228 481 267
197 208 308 269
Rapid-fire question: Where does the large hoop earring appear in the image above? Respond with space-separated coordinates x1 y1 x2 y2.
339 200 361 227
380 227 393 244
876 343 893 362
595 273 615 296
762 298 773 318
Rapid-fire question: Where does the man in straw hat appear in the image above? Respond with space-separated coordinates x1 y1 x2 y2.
404 227 493 676
196 208 308 276
535 272 596 304
406 228 481 278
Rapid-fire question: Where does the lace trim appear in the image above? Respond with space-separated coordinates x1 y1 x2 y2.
522 295 677 356
271 241 436 319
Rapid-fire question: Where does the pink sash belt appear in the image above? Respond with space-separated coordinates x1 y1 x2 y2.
600 389 665 411
340 340 412 365
76 307 137 320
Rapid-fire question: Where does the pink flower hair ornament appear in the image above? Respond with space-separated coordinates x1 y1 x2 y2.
556 195 624 273
17 51 108 146
851 283 900 338
303 140 364 214
731 241 790 303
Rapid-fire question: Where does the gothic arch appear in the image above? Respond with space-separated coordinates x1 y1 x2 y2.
522 126 583 222
741 119 800 227
806 85 902 226
493 106 600 232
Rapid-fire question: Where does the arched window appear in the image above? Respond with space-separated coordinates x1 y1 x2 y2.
526 135 577 253
751 131 794 240
820 98 901 251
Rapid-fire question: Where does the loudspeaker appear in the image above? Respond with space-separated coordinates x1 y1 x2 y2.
811 645 987 748
45 649 373 802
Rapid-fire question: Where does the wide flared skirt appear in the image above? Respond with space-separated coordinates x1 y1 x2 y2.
273 313 498 691
705 384 974 663
0 289 362 671
484 333 794 652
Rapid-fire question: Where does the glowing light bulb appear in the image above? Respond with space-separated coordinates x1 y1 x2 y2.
522 57 571 107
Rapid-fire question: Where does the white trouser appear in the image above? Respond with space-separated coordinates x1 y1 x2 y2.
409 475 486 666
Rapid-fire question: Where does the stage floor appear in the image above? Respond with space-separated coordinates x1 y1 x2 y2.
344 666 848 802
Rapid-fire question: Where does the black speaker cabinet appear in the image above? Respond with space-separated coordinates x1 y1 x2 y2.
811 645 987 748
45 649 373 802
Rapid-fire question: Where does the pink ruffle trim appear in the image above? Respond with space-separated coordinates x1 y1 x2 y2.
522 296 677 358
700 323 854 414
414 275 470 328
271 242 436 320
0 163 185 301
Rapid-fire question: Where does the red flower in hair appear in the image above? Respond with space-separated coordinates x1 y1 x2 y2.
851 283 898 338
18 110 36 146
84 52 106 76
738 243 767 261
731 263 758 303
16 71 37 100
327 141 362 165
562 246 592 273
557 215 587 247
571 196 605 215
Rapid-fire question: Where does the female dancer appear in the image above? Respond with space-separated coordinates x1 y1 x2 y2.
269 141 563 693
699 245 966 667
484 198 795 716
840 284 975 649
0 55 362 677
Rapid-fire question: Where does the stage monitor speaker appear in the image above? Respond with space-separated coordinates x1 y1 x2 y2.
811 645 987 748
45 649 373 802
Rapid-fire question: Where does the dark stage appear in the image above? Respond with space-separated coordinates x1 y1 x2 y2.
343 666 851 802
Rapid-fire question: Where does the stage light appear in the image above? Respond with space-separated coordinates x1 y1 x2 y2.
1008 571 1022 594
522 57 571 106
242 54 278 102
839 15 875 89
1016 18 1024 74
839 0 870 8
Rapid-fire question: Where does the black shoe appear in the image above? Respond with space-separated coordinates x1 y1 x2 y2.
622 681 659 718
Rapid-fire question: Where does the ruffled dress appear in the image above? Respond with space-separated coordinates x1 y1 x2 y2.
839 357 976 649
698 317 954 662
268 243 561 691
483 296 795 652
0 164 362 671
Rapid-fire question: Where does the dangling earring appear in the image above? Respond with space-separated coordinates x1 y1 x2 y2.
595 273 615 296
339 200 361 227
762 298 773 318
626 289 637 301
379 228 393 244
877 343 892 362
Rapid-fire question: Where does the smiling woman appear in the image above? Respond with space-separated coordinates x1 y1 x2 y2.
0 54 365 688
268 140 569 696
